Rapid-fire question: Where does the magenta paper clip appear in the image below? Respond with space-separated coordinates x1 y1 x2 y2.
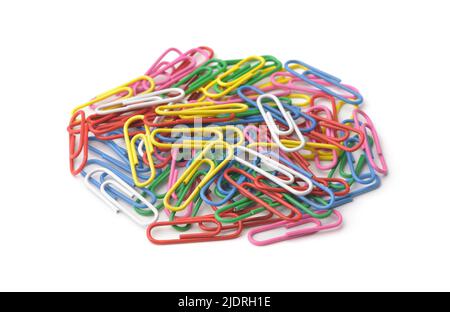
145 48 184 76
248 211 343 246
353 109 388 175
130 48 190 93
151 56 195 90
148 47 213 91
183 46 214 67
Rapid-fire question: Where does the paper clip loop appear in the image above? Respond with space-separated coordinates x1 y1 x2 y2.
84 168 159 226
150 126 244 148
256 93 306 152
164 141 234 212
95 88 185 115
72 75 155 114
123 116 156 188
306 112 366 152
222 167 303 221
143 48 198 90
237 85 316 131
146 216 243 245
285 60 363 105
155 102 248 118
150 127 223 149
68 110 89 176
173 58 227 95
247 211 343 246
200 56 265 99
353 109 388 175
234 146 313 197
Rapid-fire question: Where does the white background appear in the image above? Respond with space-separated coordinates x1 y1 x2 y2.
1 0 449 292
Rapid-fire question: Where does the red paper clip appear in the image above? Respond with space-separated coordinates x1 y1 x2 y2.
304 111 365 152
310 95 339 121
146 216 243 245
68 110 89 175
223 168 303 222
87 109 156 140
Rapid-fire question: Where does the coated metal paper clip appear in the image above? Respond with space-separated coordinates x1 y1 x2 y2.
95 88 185 115
285 60 363 105
84 168 159 226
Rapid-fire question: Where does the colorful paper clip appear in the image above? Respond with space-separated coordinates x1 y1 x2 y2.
234 146 313 197
73 75 155 114
123 115 156 188
95 88 185 115
147 216 243 245
285 60 363 105
164 141 234 212
68 110 89 176
256 93 305 152
84 168 159 226
68 46 387 247
247 211 343 246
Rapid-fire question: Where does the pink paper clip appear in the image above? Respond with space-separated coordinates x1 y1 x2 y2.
353 109 388 175
271 71 360 99
131 48 185 93
247 211 343 246
181 46 214 70
145 48 184 76
150 55 196 90
146 47 212 91
243 125 270 146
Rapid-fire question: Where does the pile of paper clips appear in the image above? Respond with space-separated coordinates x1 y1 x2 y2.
68 46 387 246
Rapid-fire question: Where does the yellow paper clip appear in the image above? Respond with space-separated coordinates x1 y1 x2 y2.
124 115 156 188
155 102 248 118
149 127 223 149
216 56 265 88
257 72 291 90
199 56 265 99
288 93 312 107
71 75 155 115
302 142 341 161
252 140 339 161
150 126 244 149
164 141 234 212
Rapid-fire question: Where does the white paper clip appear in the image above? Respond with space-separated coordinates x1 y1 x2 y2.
234 146 313 197
84 168 159 226
256 93 306 152
95 87 185 115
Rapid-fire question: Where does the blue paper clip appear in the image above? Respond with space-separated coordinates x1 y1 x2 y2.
344 139 377 185
285 60 363 105
340 120 377 185
348 175 381 198
329 197 354 208
200 157 258 206
88 137 153 179
336 175 381 201
82 159 157 209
